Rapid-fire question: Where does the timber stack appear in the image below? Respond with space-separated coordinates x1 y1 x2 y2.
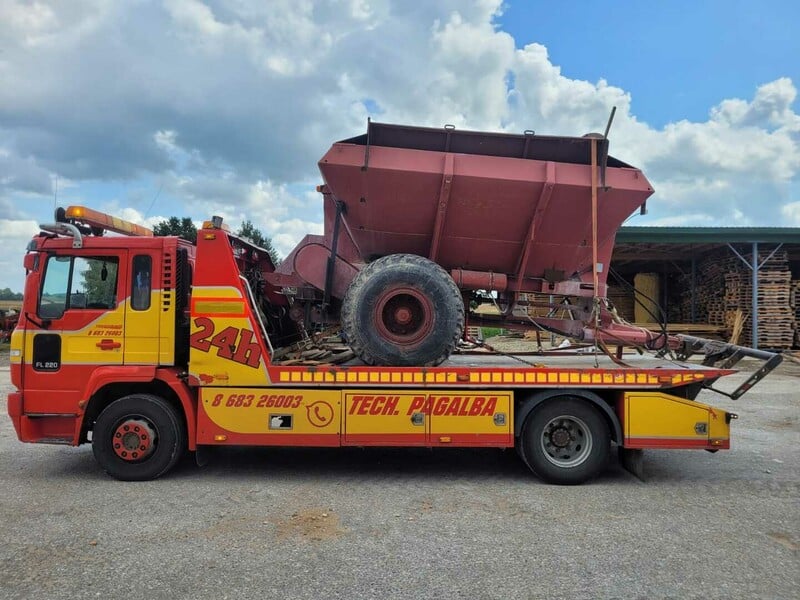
792 280 800 347
607 284 636 322
684 247 795 349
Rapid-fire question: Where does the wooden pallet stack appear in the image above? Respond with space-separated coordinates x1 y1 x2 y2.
607 285 636 322
728 257 793 349
689 247 795 349
792 281 800 346
676 275 695 323
691 250 732 327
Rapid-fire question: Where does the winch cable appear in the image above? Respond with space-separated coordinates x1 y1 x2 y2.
608 266 672 358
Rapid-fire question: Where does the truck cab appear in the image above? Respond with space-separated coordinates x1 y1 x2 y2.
9 206 193 446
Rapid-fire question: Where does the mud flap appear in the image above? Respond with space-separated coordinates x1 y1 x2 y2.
619 447 645 481
195 445 212 467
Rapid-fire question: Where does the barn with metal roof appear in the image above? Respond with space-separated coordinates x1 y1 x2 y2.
610 227 800 350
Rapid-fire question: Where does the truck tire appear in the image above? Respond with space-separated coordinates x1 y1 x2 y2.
520 397 610 485
341 254 464 366
92 393 186 481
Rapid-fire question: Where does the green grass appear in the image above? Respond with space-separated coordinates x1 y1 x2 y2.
479 327 506 339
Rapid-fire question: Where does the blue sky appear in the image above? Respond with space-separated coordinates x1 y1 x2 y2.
1 0 799 292
499 0 800 127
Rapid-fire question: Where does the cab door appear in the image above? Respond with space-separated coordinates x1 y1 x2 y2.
24 250 127 413
124 252 160 365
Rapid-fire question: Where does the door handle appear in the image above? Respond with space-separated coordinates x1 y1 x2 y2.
96 339 121 350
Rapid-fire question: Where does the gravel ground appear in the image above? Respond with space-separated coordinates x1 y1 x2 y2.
0 355 797 600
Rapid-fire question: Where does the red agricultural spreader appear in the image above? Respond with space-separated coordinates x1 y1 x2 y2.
263 121 780 382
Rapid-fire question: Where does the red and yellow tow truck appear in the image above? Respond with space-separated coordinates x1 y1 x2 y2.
7 206 779 484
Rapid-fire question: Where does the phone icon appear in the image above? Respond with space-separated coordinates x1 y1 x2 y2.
306 401 334 428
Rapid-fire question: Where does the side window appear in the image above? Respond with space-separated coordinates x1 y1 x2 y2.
39 257 71 318
38 255 120 318
132 255 152 310
71 257 119 309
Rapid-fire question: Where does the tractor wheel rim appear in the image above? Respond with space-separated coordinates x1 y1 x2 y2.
112 418 156 462
374 287 434 347
540 415 593 468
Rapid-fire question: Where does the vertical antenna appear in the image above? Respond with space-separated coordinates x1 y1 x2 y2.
53 175 58 209
145 183 163 219
603 106 617 139
591 137 600 366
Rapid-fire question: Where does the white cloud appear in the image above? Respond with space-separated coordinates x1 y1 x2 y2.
712 77 800 130
110 206 172 232
0 0 798 292
0 1 58 47
501 44 799 226
272 218 325 257
780 201 800 226
154 130 178 153
0 218 39 237
0 219 39 291
425 11 515 128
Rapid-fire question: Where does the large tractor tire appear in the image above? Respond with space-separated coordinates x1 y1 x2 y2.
341 254 464 366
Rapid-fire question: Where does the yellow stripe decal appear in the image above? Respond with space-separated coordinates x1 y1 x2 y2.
193 300 246 316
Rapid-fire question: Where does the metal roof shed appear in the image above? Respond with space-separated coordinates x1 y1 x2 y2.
614 227 800 349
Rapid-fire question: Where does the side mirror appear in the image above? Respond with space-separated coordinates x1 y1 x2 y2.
37 302 64 320
23 253 38 272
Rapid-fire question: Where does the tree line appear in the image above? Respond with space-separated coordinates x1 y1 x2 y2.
153 217 281 265
0 288 23 301
0 218 281 298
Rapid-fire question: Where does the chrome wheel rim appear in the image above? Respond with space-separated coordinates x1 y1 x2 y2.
540 415 593 468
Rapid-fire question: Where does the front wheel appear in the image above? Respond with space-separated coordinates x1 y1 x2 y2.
92 393 185 481
520 397 610 485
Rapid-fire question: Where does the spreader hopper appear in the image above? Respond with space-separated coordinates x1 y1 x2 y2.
266 121 661 366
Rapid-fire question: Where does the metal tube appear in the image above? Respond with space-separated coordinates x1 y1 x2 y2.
690 256 696 322
39 222 84 248
450 269 508 292
591 138 599 362
591 139 599 296
752 242 758 349
323 200 345 307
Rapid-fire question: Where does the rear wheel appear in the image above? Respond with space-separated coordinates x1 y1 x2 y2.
520 397 610 485
341 254 464 366
92 393 185 481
